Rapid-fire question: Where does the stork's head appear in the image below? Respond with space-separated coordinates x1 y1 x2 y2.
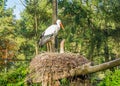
56 19 64 30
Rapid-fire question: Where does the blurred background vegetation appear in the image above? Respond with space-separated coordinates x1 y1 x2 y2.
0 0 120 85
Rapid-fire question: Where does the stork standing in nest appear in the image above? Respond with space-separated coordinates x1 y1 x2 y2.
39 19 64 52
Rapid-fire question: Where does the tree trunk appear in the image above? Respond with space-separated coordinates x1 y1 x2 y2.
34 13 38 55
34 0 38 55
52 0 57 24
52 0 58 52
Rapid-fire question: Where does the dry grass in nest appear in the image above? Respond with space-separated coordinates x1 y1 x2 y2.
27 52 90 83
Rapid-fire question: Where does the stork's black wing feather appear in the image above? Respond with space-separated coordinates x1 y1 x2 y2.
38 33 54 47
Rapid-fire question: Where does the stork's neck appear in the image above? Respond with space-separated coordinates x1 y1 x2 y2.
56 23 60 28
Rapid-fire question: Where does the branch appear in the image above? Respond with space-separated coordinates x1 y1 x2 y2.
88 58 120 73
70 58 120 77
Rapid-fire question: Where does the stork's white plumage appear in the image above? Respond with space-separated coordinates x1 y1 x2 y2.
39 19 64 47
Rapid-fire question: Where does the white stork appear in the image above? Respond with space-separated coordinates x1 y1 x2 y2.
39 19 64 51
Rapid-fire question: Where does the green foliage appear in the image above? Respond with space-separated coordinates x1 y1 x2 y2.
0 2 18 61
0 64 28 86
97 69 120 86
0 0 120 85
60 78 70 86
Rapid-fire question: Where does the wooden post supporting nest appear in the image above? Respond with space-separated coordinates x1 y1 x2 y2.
60 39 65 53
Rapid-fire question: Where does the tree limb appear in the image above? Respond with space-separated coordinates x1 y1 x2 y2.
70 58 120 77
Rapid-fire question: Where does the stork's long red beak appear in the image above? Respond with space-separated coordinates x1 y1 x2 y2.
60 23 64 30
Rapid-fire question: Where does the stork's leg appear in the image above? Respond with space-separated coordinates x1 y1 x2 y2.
47 42 53 52
47 43 49 52
51 38 55 52
49 41 52 52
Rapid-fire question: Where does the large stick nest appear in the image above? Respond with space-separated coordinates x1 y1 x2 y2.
27 52 90 83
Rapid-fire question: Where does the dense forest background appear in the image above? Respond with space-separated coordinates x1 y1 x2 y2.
0 0 120 85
